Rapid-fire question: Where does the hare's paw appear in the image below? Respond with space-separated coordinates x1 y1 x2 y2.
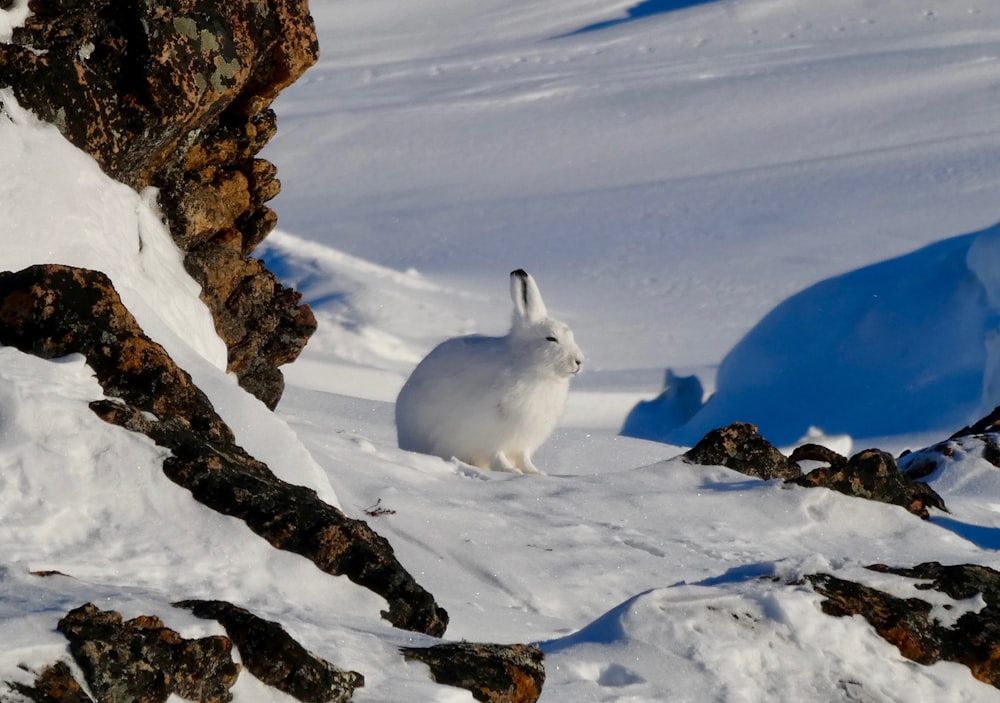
511 450 543 475
490 452 520 473
494 450 544 475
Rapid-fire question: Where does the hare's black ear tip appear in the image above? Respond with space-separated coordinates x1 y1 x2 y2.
511 268 528 278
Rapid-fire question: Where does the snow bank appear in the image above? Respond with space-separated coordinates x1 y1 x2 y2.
629 223 999 447
0 91 227 372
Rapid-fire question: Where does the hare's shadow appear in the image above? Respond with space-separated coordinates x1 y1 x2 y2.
556 0 719 37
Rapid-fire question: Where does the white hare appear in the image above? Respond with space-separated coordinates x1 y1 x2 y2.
395 269 584 474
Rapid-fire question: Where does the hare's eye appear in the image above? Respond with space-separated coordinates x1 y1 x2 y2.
545 336 559 343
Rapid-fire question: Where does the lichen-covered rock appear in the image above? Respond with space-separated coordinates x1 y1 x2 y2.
808 562 1000 688
0 264 232 443
684 422 802 480
6 661 94 703
790 447 946 519
56 603 240 703
0 0 319 407
401 642 545 703
176 600 364 703
0 264 448 637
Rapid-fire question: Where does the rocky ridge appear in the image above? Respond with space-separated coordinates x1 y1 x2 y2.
0 0 545 698
0 264 544 701
0 0 318 408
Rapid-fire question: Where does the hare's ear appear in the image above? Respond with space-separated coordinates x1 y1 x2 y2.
510 269 548 324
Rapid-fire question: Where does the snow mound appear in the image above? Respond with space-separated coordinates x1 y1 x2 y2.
631 223 1000 447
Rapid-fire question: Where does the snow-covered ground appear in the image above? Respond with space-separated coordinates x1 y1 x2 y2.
6 0 1000 700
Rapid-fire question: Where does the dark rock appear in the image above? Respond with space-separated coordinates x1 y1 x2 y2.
56 603 239 703
401 642 546 703
94 398 448 637
950 405 1000 440
6 662 94 703
900 405 1000 481
0 0 319 407
788 442 848 467
684 422 802 480
904 436 1000 483
790 448 946 519
0 265 448 637
0 264 232 443
808 562 1000 687
182 236 316 410
176 600 364 703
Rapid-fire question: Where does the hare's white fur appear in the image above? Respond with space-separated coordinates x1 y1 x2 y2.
395 270 583 474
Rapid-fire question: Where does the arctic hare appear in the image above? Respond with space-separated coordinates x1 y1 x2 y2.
395 269 583 473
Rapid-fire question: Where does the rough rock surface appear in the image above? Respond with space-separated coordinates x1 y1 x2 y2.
6 661 95 703
401 642 546 703
901 406 1000 481
0 0 319 407
684 424 944 517
809 562 1000 688
57 603 240 703
684 422 802 480
789 446 946 519
950 405 1000 440
0 264 448 637
176 600 364 703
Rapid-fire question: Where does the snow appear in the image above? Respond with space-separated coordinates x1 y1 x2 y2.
6 0 1000 700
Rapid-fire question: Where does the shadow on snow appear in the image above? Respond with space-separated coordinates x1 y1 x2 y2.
624 221 1000 447
556 0 719 37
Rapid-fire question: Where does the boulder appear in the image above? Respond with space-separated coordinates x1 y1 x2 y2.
57 603 240 703
175 600 364 703
401 642 546 703
684 422 802 480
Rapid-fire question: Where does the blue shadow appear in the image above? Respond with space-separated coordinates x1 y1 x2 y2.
558 0 719 37
932 516 1000 550
691 562 776 587
643 224 996 448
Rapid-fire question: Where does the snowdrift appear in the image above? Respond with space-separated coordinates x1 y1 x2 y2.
628 222 1000 447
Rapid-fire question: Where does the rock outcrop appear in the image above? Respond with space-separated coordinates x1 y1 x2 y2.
0 263 448 637
789 445 946 519
10 599 362 703
0 0 319 408
401 642 546 703
684 423 944 518
176 600 364 703
684 422 802 480
58 603 240 703
809 562 1000 688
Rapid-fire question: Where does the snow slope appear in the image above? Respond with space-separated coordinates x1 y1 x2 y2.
6 0 1000 701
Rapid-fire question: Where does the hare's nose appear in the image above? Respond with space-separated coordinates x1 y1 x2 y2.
573 356 584 371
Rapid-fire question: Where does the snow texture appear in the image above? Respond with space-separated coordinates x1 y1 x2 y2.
6 0 1000 700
